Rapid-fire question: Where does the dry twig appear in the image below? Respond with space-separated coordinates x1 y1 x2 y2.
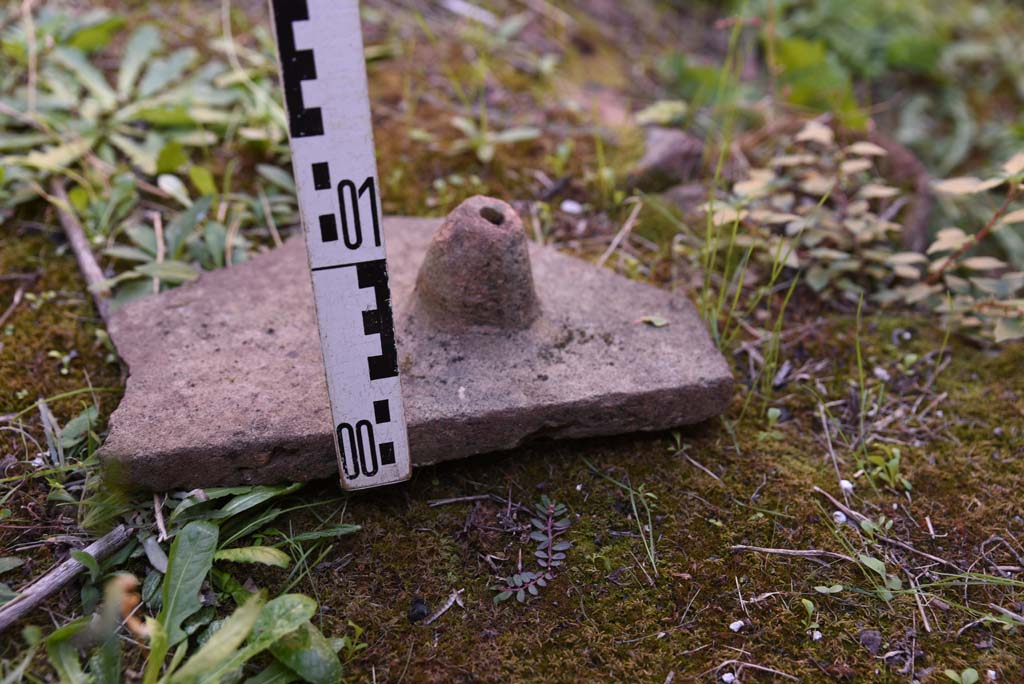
0 525 134 634
50 180 110 322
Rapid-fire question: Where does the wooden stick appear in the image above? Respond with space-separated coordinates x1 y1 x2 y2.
730 545 856 564
597 200 643 268
814 487 964 572
0 524 134 634
49 179 111 323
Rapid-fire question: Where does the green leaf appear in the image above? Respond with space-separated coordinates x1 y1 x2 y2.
288 525 361 543
204 222 227 269
143 618 169 684
157 141 189 174
256 165 296 193
994 316 1024 344
70 549 101 583
52 47 117 111
138 48 198 99
961 668 979 684
243 662 302 684
17 137 95 172
109 133 161 176
193 595 316 684
45 618 91 684
213 484 303 521
214 547 291 569
641 315 670 328
67 16 126 52
103 245 154 263
857 554 887 578
118 25 162 99
189 166 217 196
159 174 192 207
269 622 342 684
87 635 122 684
159 520 219 645
165 196 213 259
61 405 98 449
0 132 53 153
0 557 23 575
170 592 266 684
134 261 200 285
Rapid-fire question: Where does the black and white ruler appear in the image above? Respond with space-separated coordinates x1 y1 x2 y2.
270 0 411 490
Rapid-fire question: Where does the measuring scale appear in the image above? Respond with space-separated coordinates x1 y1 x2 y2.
270 0 411 490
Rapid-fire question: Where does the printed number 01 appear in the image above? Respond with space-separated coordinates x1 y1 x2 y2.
337 421 379 480
338 177 382 250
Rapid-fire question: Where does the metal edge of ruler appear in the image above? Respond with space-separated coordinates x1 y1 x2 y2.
268 0 412 490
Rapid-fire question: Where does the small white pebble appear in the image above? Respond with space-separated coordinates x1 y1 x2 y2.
729 620 745 632
560 199 584 215
812 630 822 641
832 511 848 525
872 366 891 382
987 670 997 682
840 479 855 493
936 409 944 417
901 331 912 341
575 483 583 492
721 673 736 684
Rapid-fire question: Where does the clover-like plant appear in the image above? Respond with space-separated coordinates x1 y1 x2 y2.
493 496 572 604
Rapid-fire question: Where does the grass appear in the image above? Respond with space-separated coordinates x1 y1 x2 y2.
2 0 1024 681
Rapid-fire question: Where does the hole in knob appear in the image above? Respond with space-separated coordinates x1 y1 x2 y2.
480 206 506 226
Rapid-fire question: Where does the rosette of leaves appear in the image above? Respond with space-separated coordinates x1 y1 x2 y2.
714 120 909 299
494 496 571 604
722 121 1024 342
883 153 1024 343
1 14 247 197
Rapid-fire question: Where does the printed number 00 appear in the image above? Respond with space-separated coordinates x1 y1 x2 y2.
338 177 382 250
337 420 379 480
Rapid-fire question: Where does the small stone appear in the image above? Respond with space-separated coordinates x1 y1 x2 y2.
858 629 883 655
407 597 430 623
414 196 540 331
99 207 733 490
832 511 848 524
630 127 704 192
729 619 745 632
721 674 736 684
840 479 855 493
873 366 891 382
812 630 823 641
560 199 584 215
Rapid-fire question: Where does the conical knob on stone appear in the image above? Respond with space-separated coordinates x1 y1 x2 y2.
413 196 541 330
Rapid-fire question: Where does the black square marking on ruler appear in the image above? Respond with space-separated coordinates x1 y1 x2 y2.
312 162 331 190
379 442 396 466
270 0 324 138
356 260 400 380
319 214 338 242
373 400 391 424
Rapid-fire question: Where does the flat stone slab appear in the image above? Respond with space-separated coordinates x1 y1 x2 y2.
100 216 732 490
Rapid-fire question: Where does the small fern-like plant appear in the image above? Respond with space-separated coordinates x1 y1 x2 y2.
493 496 571 604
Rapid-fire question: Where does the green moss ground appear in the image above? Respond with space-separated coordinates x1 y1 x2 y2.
2 2 1023 682
238 319 1020 683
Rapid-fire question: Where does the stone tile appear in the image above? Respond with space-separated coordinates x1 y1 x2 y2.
100 213 732 490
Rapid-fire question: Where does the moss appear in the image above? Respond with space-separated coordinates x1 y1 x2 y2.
244 315 1024 683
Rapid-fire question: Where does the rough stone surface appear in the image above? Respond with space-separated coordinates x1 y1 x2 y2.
414 196 540 331
99 215 733 490
630 127 704 192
